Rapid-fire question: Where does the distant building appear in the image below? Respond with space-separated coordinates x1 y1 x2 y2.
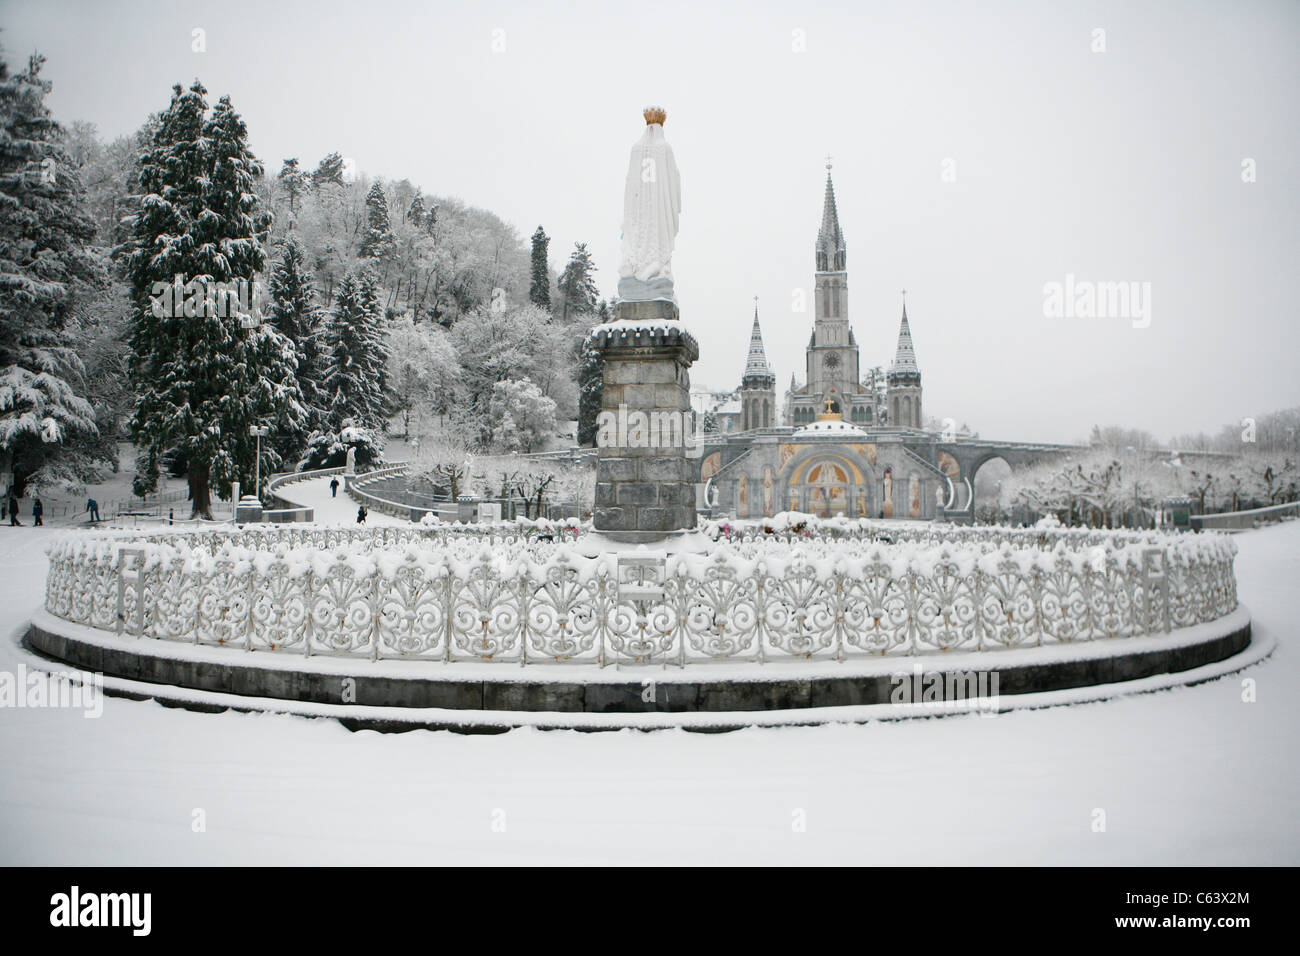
697 164 941 519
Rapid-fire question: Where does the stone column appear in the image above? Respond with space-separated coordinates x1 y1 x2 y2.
589 300 699 542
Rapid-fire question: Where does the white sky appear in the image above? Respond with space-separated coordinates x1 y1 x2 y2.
4 0 1298 443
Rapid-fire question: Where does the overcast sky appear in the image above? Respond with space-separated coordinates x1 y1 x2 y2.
4 0 1297 443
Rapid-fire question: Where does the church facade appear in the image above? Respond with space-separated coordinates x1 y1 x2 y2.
695 167 949 520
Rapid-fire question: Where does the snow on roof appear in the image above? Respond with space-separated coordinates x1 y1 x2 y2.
791 418 869 439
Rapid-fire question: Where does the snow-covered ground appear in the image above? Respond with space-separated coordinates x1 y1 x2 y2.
279 474 409 527
0 518 1296 864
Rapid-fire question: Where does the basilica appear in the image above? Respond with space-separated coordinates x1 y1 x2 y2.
695 166 953 520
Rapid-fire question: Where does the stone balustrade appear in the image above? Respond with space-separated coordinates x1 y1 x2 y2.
42 525 1238 667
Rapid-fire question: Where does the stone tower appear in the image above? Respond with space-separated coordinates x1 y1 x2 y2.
808 166 857 407
739 303 776 430
886 298 923 429
788 164 876 426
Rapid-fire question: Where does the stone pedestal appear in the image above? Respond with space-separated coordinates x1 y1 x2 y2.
456 496 479 524
235 495 264 524
589 300 699 542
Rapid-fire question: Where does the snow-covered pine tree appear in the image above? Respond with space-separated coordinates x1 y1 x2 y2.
576 342 604 447
303 265 389 470
320 273 364 427
576 300 608 447
557 241 598 323
0 53 105 495
358 182 395 260
267 236 323 463
125 83 304 517
321 266 389 431
407 193 426 229
310 151 345 189
529 226 550 309
276 157 308 216
356 266 391 412
122 82 207 499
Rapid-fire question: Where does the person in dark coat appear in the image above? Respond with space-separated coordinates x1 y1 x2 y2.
8 496 19 526
85 498 100 522
32 498 43 526
356 506 368 525
330 477 340 497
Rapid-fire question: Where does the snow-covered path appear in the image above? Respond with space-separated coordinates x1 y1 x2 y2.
278 474 410 527
0 520 1296 864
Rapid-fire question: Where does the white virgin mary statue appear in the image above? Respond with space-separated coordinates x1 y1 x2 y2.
618 106 681 303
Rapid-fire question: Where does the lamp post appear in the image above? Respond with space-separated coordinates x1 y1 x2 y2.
237 424 271 524
249 425 270 501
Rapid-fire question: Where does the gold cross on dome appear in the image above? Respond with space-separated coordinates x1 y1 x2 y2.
824 395 834 413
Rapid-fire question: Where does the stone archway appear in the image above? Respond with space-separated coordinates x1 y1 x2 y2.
806 460 850 516
969 454 1012 519
782 450 874 518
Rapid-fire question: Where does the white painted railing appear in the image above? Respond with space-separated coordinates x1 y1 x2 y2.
43 525 1238 667
345 463 418 519
1192 500 1300 531
263 467 348 522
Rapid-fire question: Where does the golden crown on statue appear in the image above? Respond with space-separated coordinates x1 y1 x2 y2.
642 105 667 126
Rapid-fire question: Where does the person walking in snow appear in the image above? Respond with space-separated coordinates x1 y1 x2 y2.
330 477 340 497
8 495 20 526
32 498 43 526
85 497 100 522
356 505 368 525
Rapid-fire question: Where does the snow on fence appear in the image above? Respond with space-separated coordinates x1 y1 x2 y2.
42 525 1238 667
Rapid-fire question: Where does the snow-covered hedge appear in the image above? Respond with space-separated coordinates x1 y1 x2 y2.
43 525 1238 665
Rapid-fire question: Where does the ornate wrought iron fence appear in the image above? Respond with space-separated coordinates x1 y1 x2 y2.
43 527 1239 668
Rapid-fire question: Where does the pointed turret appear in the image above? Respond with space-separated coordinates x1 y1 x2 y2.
886 293 923 429
739 299 776 430
889 301 919 375
744 305 773 378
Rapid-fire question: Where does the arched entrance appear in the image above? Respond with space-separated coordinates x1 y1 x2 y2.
807 461 849 517
970 455 1012 520
784 452 872 518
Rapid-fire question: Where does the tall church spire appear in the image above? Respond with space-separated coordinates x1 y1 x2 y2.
816 160 846 273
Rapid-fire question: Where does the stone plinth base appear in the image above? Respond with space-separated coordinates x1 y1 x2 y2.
615 276 678 309
235 495 264 523
588 301 699 540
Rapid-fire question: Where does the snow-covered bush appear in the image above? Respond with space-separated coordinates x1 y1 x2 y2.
299 423 384 471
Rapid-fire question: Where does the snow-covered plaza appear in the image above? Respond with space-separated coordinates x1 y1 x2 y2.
2 501 1295 865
